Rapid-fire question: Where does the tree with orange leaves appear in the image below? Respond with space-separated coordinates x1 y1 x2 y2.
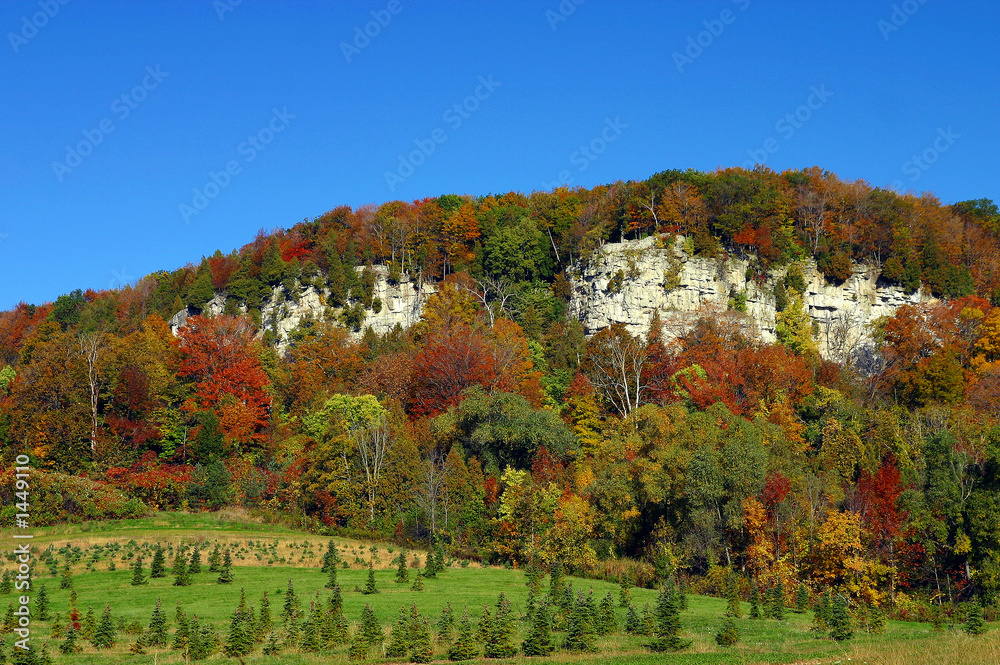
174 315 271 456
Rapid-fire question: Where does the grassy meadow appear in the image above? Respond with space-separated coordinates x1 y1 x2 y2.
1 512 996 664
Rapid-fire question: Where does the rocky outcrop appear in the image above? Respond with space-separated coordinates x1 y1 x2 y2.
568 235 934 362
169 266 437 353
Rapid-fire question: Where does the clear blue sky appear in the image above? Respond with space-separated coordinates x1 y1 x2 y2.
1 0 997 310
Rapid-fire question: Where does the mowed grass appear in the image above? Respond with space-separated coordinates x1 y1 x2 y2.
2 513 997 663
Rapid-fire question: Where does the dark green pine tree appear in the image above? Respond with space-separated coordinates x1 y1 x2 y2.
207 544 221 573
484 593 515 658
256 591 273 642
769 580 786 620
188 544 201 575
358 603 384 651
639 603 655 636
409 617 433 663
92 605 116 649
172 549 191 587
329 584 343 615
187 262 215 307
59 563 73 590
299 603 321 653
563 592 596 652
82 607 97 641
348 629 369 661
521 601 554 656
869 603 887 634
3 603 15 632
385 605 412 658
59 627 81 654
624 603 641 634
262 631 280 655
147 598 168 647
548 560 564 603
282 579 300 622
448 609 479 661
436 602 455 644
412 572 425 592
618 574 633 607
224 589 254 657
260 239 286 285
749 585 762 619
964 598 987 636
649 580 691 652
217 548 233 584
325 559 339 589
186 615 207 661
396 549 410 583
362 561 379 594
829 593 853 641
150 545 166 578
597 591 617 635
476 607 493 646
795 581 810 613
0 570 12 594
812 589 832 632
130 556 146 586
715 614 740 647
320 539 336 573
172 610 189 650
34 584 49 621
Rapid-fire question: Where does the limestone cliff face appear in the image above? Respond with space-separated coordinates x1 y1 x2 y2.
567 235 934 361
169 236 931 361
169 266 437 352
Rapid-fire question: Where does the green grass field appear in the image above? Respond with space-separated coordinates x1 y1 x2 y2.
2 513 997 664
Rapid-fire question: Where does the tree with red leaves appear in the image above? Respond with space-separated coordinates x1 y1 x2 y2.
174 315 271 456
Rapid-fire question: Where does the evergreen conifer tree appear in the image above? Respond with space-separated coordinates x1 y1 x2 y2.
795 581 809 613
564 592 596 652
410 617 433 663
0 571 11 594
448 609 478 661
548 560 564 602
224 590 254 657
522 601 554 656
33 585 49 621
597 592 617 635
829 593 853 641
964 598 987 636
256 591 272 641
325 560 339 589
2 604 14 633
147 598 168 647
770 580 786 620
50 612 63 639
298 603 321 653
82 607 96 641
172 611 189 650
150 545 166 578
484 593 515 658
476 607 493 645
619 574 632 607
624 603 641 634
206 544 221 573
130 556 145 586
362 561 378 594
436 603 455 644
282 579 300 622
715 615 740 647
59 564 72 590
92 605 115 649
749 585 761 619
726 576 743 618
329 584 343 614
396 549 410 583
217 548 233 583
262 631 280 655
386 604 412 658
188 544 201 575
412 572 425 591
59 628 81 654
186 615 205 660
811 589 832 631
358 603 384 648
869 603 887 634
649 580 691 652
639 603 655 636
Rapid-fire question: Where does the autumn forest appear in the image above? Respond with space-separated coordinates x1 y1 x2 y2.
4 165 1000 619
